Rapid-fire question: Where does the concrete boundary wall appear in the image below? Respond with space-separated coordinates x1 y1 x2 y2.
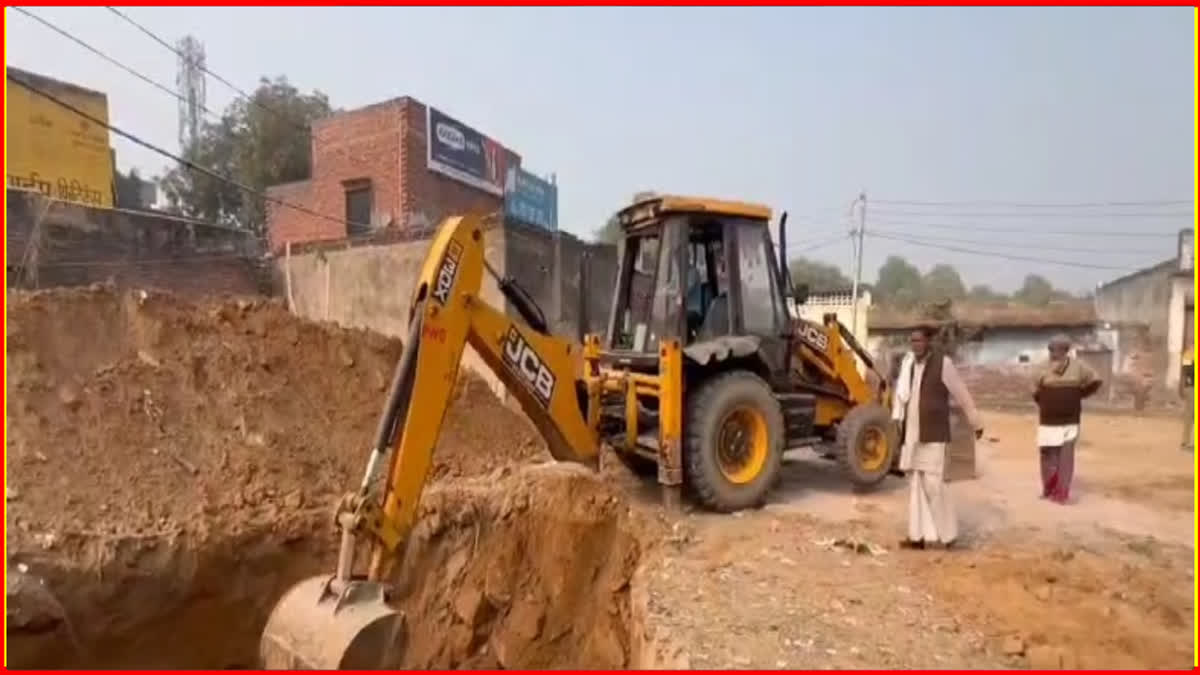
276 223 618 400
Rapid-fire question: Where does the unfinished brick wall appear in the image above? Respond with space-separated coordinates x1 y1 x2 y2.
265 179 321 252
266 100 403 252
7 190 265 297
266 97 520 253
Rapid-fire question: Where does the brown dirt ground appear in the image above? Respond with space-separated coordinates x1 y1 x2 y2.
5 286 548 549
4 286 635 670
637 508 1193 670
629 408 1195 670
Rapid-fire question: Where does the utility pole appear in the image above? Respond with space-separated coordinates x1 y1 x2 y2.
850 191 867 333
175 36 206 151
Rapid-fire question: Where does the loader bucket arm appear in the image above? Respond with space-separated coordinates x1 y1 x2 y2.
793 317 883 407
260 213 599 670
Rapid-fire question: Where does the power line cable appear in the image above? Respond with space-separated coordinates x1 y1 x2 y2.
788 233 850 254
9 9 377 237
7 72 368 233
19 6 394 237
864 228 1167 256
867 217 1184 238
867 231 1140 271
871 208 1192 219
10 7 227 124
103 6 314 135
873 198 1193 209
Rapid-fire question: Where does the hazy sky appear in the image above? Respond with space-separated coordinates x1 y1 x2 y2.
6 7 1195 291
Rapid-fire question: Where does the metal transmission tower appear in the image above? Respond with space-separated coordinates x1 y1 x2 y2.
175 35 206 150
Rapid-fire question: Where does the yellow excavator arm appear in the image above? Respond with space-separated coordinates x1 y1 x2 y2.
261 213 601 669
365 213 599 567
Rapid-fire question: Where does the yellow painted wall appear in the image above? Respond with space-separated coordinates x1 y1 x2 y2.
6 67 114 208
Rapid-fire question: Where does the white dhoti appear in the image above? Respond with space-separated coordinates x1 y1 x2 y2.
893 353 978 546
903 441 957 543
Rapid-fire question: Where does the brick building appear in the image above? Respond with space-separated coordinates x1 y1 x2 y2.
266 97 521 253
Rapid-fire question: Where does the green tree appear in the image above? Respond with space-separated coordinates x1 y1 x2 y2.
874 255 923 306
968 283 1006 303
789 256 852 292
1014 274 1056 306
921 263 967 302
160 76 332 233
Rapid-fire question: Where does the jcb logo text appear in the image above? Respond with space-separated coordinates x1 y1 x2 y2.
501 326 556 407
798 322 829 352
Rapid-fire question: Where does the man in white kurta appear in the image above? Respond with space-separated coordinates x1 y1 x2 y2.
892 327 983 549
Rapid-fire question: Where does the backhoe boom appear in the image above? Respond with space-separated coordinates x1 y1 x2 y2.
373 214 599 564
260 213 599 669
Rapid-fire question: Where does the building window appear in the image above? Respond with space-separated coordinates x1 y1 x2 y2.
344 180 372 237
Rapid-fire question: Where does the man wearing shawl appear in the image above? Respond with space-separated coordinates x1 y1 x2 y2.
1033 334 1102 504
892 325 984 550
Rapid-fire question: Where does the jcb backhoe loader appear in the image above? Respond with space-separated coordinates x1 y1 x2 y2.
260 195 898 669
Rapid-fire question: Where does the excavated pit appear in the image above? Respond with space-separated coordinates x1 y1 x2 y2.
6 287 649 669
7 467 643 669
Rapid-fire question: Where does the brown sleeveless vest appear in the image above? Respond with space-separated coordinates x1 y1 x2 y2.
912 351 951 443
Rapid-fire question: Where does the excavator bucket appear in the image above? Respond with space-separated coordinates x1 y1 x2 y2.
260 575 406 669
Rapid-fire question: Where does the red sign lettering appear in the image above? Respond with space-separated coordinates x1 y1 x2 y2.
422 324 447 344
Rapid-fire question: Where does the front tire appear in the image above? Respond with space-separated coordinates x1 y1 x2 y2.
836 402 899 487
684 371 785 512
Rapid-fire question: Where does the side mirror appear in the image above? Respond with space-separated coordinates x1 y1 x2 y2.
793 282 810 306
778 212 789 278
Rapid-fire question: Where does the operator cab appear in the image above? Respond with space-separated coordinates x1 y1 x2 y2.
604 195 795 375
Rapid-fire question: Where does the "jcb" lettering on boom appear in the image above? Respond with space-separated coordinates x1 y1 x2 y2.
501 326 556 407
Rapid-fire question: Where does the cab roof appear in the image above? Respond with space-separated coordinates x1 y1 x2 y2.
615 194 772 230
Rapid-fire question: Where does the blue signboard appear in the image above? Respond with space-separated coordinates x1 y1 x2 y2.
426 106 508 196
504 167 558 231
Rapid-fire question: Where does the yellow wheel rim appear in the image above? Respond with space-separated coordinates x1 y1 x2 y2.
857 426 888 473
716 406 769 484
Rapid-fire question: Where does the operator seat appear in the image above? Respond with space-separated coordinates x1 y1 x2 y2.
696 293 730 341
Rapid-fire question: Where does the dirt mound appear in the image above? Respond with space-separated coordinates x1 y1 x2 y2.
436 373 548 481
6 286 635 669
6 285 548 549
395 465 643 668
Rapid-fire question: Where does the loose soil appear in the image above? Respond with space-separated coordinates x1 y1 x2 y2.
629 409 1195 670
5 286 636 669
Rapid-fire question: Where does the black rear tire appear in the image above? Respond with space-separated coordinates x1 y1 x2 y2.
684 371 785 512
836 402 899 487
